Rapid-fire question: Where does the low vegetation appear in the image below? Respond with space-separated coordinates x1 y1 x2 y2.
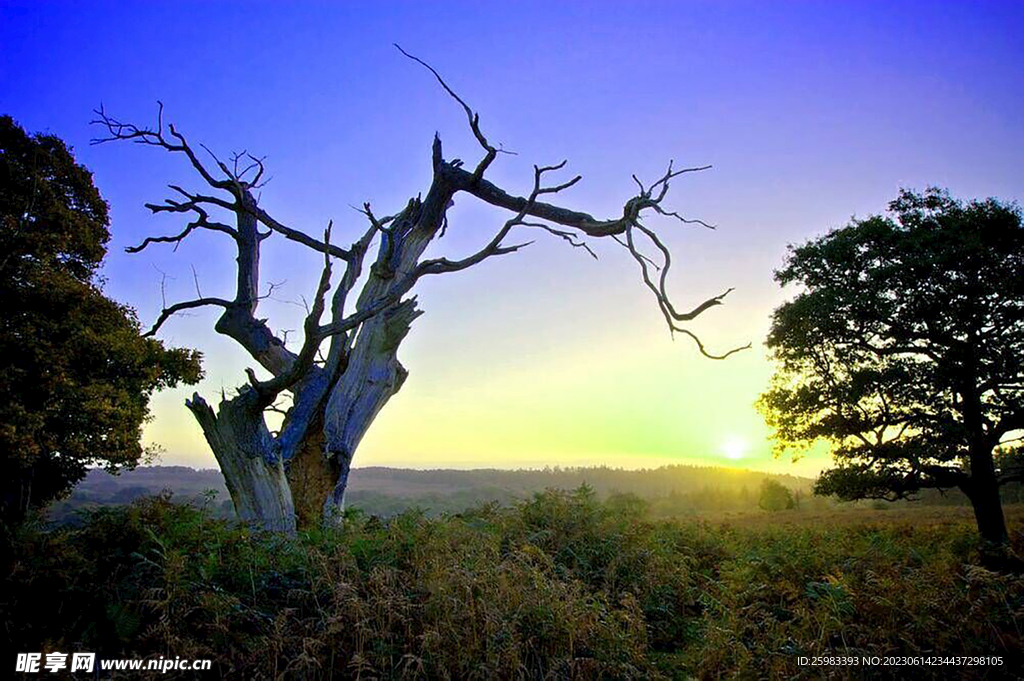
6 489 1022 679
46 464 819 523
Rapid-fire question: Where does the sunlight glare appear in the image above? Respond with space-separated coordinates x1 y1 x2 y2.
721 435 749 460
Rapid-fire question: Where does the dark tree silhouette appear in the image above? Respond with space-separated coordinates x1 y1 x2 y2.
0 115 201 528
93 48 746 531
759 188 1024 563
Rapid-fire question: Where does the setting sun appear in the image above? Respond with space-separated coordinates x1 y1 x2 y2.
721 435 749 460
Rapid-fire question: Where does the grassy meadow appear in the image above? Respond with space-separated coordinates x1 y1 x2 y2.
5 490 1022 679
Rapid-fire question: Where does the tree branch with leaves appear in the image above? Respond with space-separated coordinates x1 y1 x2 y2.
758 188 1024 567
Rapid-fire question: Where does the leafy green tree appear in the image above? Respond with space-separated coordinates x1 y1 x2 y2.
0 115 202 528
758 478 794 512
758 188 1024 558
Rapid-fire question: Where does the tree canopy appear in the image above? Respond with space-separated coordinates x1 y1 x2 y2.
758 188 1024 547
0 115 202 527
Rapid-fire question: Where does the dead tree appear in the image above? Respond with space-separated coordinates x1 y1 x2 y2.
92 47 749 532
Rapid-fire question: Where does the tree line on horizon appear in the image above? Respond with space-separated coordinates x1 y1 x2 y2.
46 462 1023 525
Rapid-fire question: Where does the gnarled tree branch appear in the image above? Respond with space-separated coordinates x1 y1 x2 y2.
97 52 747 529
143 297 232 337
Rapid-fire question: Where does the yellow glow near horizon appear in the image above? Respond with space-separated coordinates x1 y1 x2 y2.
142 285 838 480
720 435 749 460
138 214 838 479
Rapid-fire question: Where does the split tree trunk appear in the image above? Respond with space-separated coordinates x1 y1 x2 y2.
315 299 420 524
284 414 337 529
184 154 459 531
186 390 296 533
310 191 447 525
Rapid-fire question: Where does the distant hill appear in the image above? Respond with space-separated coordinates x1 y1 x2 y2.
48 464 818 522
50 462 1002 524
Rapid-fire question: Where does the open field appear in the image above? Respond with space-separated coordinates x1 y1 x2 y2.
695 504 1024 531
6 493 1023 679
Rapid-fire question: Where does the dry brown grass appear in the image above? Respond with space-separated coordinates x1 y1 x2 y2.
6 494 1023 679
696 503 1024 532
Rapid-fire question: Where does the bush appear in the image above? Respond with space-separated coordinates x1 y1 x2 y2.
759 478 795 512
3 493 1022 679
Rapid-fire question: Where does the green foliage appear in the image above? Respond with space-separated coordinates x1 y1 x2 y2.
0 116 202 528
5 494 1023 679
758 188 1024 542
758 478 795 512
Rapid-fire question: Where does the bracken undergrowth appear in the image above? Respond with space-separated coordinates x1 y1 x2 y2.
4 489 1022 679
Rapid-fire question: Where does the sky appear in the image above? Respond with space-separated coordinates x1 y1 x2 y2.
2 1 1022 477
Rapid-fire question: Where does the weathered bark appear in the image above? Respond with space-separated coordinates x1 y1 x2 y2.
312 193 442 522
186 390 296 533
284 415 334 529
278 195 437 527
319 299 420 522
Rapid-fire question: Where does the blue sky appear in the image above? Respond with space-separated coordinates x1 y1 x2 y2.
2 1 1022 474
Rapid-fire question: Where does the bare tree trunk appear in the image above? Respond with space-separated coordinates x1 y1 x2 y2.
186 390 296 533
284 415 336 529
968 485 1021 572
311 192 444 524
318 299 421 523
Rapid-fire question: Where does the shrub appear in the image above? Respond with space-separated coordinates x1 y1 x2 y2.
758 478 795 512
4 493 1022 679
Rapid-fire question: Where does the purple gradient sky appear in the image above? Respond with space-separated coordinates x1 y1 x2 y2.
2 1 1022 473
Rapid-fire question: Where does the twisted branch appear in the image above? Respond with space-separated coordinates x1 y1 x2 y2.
246 222 336 404
399 48 748 360
143 297 232 338
395 43 515 180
